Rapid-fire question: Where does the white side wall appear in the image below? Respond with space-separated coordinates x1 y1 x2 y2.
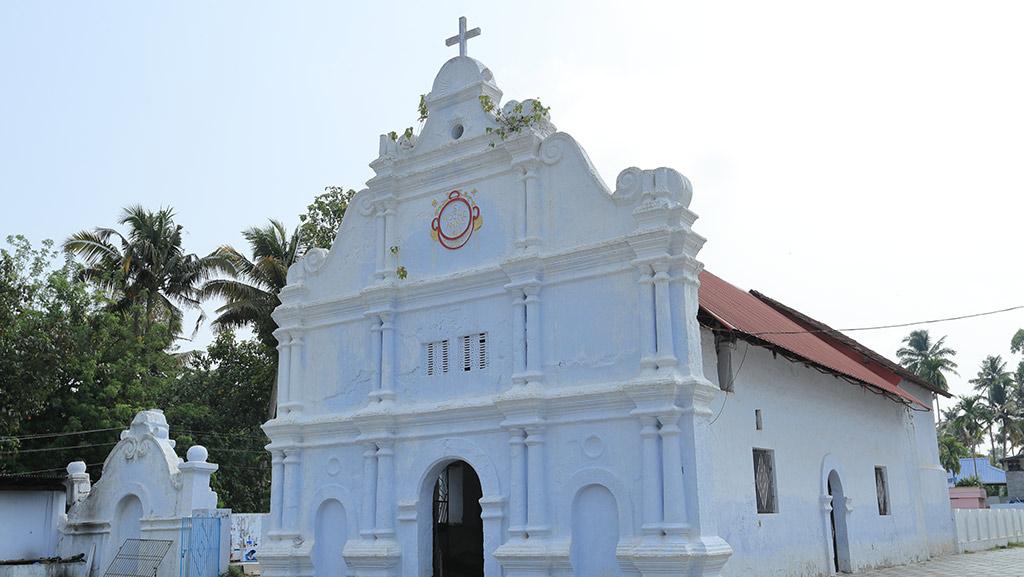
0 490 64 560
703 329 955 577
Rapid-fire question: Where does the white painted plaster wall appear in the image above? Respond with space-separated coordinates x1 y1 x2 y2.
0 490 64 560
702 329 956 577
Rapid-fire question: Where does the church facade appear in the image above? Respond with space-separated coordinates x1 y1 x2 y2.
260 26 954 577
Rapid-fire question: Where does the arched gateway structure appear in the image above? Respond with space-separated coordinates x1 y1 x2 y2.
260 18 954 577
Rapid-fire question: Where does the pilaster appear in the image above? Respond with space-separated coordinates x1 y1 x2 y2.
282 334 304 414
274 330 292 412
270 450 285 532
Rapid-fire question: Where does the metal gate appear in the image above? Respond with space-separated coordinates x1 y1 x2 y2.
179 515 221 577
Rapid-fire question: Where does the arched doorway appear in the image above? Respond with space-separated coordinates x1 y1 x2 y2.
312 499 348 577
827 471 852 574
431 461 483 577
570 484 621 577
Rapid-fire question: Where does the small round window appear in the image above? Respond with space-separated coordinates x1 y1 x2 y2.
451 123 464 140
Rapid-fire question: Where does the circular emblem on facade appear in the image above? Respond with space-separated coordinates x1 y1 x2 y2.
583 435 605 459
431 189 482 250
326 457 342 477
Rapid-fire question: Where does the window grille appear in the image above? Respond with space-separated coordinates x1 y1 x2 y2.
478 333 487 369
875 466 890 515
426 340 451 376
753 448 777 514
462 335 472 372
426 334 487 376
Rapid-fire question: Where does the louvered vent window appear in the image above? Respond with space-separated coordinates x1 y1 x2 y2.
478 333 487 369
428 334 486 376
426 340 450 376
460 332 487 372
462 335 472 372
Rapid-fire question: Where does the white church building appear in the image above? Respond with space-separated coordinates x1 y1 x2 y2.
260 20 954 577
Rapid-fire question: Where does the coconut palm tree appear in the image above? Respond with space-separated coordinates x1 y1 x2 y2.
938 433 970 476
897 330 958 417
949 395 991 480
63 205 213 338
971 355 1014 461
200 220 302 348
199 220 303 416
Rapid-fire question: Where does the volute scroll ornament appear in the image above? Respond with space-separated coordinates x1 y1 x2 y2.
614 166 693 208
302 248 328 275
122 436 149 461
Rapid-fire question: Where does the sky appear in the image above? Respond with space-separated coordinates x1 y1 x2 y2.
1 1 1021 406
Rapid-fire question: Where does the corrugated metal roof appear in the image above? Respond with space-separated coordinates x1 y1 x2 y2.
698 270 929 408
948 458 1006 485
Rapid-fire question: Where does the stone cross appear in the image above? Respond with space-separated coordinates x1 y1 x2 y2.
445 16 481 57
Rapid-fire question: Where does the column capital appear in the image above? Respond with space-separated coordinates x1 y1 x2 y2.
639 416 660 436
524 427 546 445
518 161 541 181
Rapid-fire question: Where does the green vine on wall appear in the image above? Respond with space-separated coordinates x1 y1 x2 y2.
388 95 429 144
389 127 414 142
479 95 551 147
418 94 429 122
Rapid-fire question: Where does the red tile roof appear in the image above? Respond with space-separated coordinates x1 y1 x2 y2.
698 270 931 409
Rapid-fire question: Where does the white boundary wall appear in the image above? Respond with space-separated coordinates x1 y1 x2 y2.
954 508 1024 552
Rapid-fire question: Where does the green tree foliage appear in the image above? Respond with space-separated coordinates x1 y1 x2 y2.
201 220 303 417
63 206 217 339
0 235 176 474
938 433 969 475
298 186 356 250
159 331 274 512
954 475 982 488
202 221 301 350
897 330 958 393
944 395 991 478
971 355 1014 461
1011 329 1024 355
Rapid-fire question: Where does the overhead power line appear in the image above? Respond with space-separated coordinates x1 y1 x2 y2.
8 462 104 476
0 441 119 455
0 427 122 442
748 304 1024 337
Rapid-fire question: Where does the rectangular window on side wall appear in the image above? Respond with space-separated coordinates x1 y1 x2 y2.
753 448 778 514
875 466 890 515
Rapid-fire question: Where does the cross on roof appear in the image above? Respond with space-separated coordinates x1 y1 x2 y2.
445 16 481 57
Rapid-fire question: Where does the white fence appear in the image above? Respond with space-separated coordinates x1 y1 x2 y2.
954 508 1024 552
